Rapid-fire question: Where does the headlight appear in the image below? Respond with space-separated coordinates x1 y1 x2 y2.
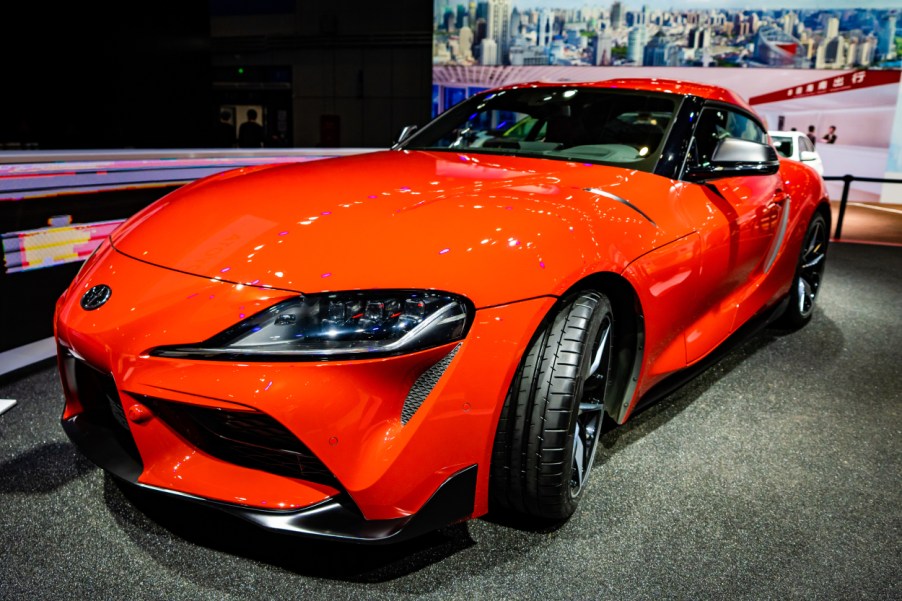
150 290 472 360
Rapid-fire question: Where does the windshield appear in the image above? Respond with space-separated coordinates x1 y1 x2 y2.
401 87 679 173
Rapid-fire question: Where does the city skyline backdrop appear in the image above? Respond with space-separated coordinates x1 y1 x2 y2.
498 1 900 10
434 1 901 70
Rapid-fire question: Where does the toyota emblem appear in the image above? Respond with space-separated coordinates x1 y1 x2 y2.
80 285 112 311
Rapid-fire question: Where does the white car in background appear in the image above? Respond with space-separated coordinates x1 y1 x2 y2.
768 130 824 175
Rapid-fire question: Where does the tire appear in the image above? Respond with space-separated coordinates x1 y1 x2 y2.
779 212 828 330
490 290 614 521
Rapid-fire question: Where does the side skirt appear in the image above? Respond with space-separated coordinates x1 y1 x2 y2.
632 295 789 414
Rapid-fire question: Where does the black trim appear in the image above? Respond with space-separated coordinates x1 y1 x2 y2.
59 351 143 480
62 414 144 483
132 465 477 545
674 99 773 183
61 380 477 543
633 295 789 414
655 95 705 180
210 465 476 544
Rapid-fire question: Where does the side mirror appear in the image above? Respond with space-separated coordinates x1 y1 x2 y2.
685 138 780 181
799 150 818 162
394 125 418 147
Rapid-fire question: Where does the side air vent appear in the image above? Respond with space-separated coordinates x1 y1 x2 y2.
401 344 460 425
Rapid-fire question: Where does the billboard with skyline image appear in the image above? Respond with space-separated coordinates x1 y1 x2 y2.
432 2 902 203
433 2 900 70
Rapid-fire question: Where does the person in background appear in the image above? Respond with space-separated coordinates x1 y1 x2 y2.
216 110 235 147
806 125 817 147
238 108 265 148
821 125 837 144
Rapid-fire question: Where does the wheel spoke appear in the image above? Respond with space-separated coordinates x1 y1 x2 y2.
795 217 827 320
572 424 586 489
579 402 603 413
588 322 610 376
805 222 823 258
584 318 612 396
802 254 824 270
571 313 613 496
572 401 603 495
798 277 813 316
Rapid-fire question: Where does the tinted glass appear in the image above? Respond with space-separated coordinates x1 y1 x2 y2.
692 107 767 165
402 88 678 173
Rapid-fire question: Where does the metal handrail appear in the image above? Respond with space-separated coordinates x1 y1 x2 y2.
822 175 902 240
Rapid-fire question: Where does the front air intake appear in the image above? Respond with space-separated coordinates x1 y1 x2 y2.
62 352 143 467
141 397 337 487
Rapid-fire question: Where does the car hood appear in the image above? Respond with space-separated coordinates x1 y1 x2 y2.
112 150 689 307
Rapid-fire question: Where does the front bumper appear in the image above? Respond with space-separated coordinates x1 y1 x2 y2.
55 243 555 540
62 398 476 543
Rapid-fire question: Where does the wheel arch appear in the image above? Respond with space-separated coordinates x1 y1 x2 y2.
557 272 645 424
488 273 645 519
815 198 832 237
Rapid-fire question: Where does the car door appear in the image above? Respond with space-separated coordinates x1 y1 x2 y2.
679 105 786 363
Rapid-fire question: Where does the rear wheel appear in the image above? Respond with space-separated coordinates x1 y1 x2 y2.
779 212 828 329
490 290 614 520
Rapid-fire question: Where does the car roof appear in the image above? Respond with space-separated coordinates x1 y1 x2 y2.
492 78 755 113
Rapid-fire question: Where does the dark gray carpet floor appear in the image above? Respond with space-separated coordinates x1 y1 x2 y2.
1 241 899 600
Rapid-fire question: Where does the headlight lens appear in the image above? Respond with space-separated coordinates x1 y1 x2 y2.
150 290 471 360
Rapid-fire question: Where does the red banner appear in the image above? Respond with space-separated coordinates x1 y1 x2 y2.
749 69 901 105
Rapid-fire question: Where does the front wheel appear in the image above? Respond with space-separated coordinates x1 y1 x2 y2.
490 290 615 521
779 212 828 329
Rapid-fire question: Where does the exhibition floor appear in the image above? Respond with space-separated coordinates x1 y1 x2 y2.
0 242 899 600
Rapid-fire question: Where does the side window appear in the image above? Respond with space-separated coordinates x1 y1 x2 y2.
726 111 767 144
691 107 767 166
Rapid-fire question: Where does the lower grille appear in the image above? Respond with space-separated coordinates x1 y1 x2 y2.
64 352 142 468
142 397 337 487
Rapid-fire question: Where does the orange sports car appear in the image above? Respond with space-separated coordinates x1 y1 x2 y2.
55 79 829 543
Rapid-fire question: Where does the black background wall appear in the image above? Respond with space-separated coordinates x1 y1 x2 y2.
0 1 432 150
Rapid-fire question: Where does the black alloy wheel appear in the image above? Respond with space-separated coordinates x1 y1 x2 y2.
780 212 828 329
490 290 615 521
